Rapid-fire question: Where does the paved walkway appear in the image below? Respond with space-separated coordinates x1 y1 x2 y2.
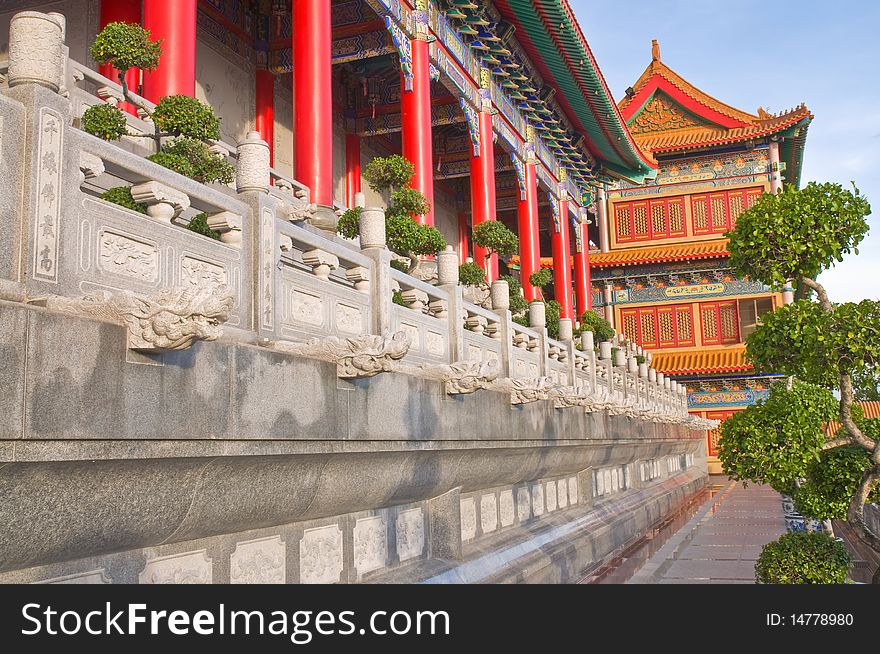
627 479 786 584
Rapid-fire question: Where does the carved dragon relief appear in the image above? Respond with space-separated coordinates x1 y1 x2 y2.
264 331 411 378
407 359 499 395
44 286 234 352
492 376 556 405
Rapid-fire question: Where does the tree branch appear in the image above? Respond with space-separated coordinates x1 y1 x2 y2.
840 373 877 451
823 436 854 450
800 276 832 312
846 465 880 583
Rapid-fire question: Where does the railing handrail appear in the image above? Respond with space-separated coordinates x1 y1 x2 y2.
390 268 451 302
459 299 499 322
277 219 373 269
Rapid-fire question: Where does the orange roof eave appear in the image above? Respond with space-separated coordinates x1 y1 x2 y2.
588 239 729 268
651 346 752 376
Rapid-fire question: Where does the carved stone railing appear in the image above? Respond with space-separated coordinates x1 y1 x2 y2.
0 10 696 426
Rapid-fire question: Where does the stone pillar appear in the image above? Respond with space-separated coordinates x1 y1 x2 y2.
294 0 334 208
597 185 610 253
7 12 65 92
255 69 275 167
769 140 783 194
345 133 361 210
573 206 591 318
603 284 614 328
469 70 498 281
99 0 141 114
236 132 271 194
551 182 573 319
401 1 434 225
142 0 197 100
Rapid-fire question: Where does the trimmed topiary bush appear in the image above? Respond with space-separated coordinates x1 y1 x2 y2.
152 95 222 141
90 22 162 79
755 531 851 584
100 186 146 214
147 150 196 179
529 267 552 290
472 220 518 261
579 310 615 343
186 212 220 240
336 207 361 241
545 299 561 339
459 261 486 286
82 103 128 141
501 274 528 318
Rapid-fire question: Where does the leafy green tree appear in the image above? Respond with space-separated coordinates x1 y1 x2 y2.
720 181 879 583
459 261 487 286
335 155 445 273
472 220 518 265
579 310 614 343
500 274 528 319
83 23 232 186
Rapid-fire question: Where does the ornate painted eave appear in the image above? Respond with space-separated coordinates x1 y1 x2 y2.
587 240 730 268
652 346 752 377
491 0 658 183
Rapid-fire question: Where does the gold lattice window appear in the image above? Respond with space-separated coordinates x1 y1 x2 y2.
633 204 648 237
710 195 727 231
651 202 665 235
747 189 763 208
676 307 693 343
658 310 675 344
728 192 745 224
668 201 684 234
692 197 708 233
701 307 718 343
640 311 656 346
616 206 631 239
621 310 638 342
709 427 721 457
720 301 739 342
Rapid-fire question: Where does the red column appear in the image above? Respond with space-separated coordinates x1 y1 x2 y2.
99 0 141 114
458 211 470 264
294 0 333 207
401 37 434 225
255 69 275 167
551 195 574 319
345 134 361 209
518 160 541 302
142 0 197 101
470 111 498 282
573 213 592 318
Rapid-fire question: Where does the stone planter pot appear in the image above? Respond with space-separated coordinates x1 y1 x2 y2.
308 204 339 231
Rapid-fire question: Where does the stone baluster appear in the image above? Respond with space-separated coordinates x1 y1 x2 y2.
207 211 242 246
130 181 190 222
401 288 429 312
302 248 339 280
346 266 370 293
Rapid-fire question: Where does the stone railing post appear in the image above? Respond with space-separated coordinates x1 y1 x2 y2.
236 131 270 194
7 12 65 93
491 280 513 378
581 332 598 395
437 246 464 363
528 300 550 376
359 207 392 335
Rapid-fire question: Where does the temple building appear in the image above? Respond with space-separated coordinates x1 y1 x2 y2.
590 41 812 473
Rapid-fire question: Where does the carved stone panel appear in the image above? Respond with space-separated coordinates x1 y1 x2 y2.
531 482 544 517
37 569 110 584
499 490 515 528
181 256 227 289
289 289 324 327
98 231 159 282
480 493 498 534
399 322 420 351
299 525 344 584
33 107 63 283
353 516 387 576
336 303 363 335
426 331 445 356
260 208 275 330
546 481 557 512
139 550 213 584
516 487 531 522
557 479 568 508
467 343 481 361
515 359 526 377
395 508 425 562
568 477 579 505
460 497 476 542
230 536 285 584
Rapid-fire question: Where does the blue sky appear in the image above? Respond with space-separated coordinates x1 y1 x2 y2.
572 0 879 301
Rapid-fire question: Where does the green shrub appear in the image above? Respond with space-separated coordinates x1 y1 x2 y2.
580 310 615 343
82 103 128 140
390 259 409 273
100 186 146 214
147 150 196 179
501 274 528 317
755 532 851 584
512 315 529 327
90 22 162 75
390 187 431 218
364 155 414 193
459 261 486 286
545 299 561 339
336 207 361 241
385 214 445 258
161 138 233 184
529 267 552 289
152 95 222 141
392 289 408 306
186 212 220 240
472 220 518 259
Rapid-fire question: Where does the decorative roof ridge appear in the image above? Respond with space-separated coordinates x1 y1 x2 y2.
619 40 759 126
